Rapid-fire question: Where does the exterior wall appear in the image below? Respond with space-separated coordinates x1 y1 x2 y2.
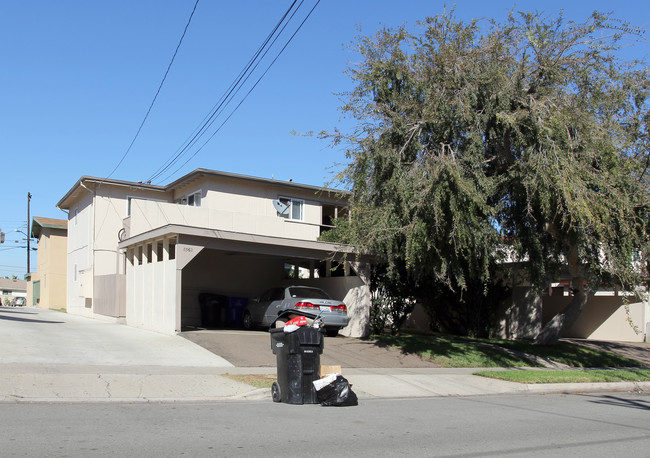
495 286 543 340
125 238 177 335
66 191 94 316
543 294 648 342
34 228 67 310
27 273 39 306
128 195 322 242
94 274 125 316
65 185 171 318
172 174 337 227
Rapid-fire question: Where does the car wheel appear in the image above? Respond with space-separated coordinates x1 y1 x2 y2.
271 382 282 402
242 311 253 330
325 328 339 337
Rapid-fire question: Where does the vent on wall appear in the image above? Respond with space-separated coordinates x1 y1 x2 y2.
85 298 92 309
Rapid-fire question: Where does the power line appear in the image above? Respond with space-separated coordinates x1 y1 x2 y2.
105 0 201 180
147 0 301 182
159 0 322 182
148 0 321 183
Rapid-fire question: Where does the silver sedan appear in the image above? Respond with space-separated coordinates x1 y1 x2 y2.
242 286 349 337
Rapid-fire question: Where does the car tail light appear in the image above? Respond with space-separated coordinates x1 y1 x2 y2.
295 301 318 309
332 304 347 312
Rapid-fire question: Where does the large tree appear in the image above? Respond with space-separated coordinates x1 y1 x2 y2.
322 11 650 343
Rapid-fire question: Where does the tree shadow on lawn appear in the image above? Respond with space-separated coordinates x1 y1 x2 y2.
499 340 645 368
372 334 539 368
371 334 646 368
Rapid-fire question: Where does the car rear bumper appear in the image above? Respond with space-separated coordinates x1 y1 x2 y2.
281 309 349 329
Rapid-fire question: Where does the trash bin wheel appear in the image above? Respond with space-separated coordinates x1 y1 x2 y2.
271 382 282 403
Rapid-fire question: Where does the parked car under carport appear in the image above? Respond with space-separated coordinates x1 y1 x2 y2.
242 286 349 337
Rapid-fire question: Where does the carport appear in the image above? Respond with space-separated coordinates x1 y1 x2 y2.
119 224 371 337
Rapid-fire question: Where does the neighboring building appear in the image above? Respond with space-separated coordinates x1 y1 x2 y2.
0 278 27 306
56 169 370 336
27 217 68 310
404 277 650 343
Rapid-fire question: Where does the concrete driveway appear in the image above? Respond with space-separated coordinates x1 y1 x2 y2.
0 307 232 367
180 329 441 368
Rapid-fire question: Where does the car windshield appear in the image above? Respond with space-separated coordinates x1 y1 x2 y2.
288 287 331 300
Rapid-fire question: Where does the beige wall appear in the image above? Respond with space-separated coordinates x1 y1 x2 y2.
128 183 325 242
126 237 178 334
66 190 94 316
543 294 648 342
65 185 170 317
34 228 68 310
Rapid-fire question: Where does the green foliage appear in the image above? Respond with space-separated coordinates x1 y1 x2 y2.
420 277 510 338
368 264 415 335
322 9 650 337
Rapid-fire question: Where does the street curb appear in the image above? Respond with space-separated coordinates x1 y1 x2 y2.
2 381 647 404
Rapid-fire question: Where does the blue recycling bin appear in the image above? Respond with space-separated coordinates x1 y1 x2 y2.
227 296 248 328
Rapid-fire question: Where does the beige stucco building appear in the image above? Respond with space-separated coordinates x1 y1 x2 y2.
56 169 371 337
27 217 68 310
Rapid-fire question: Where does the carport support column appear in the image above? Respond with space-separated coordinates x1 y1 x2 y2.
175 268 182 332
341 260 372 338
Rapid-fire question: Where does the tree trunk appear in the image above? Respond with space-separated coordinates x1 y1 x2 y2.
534 275 593 345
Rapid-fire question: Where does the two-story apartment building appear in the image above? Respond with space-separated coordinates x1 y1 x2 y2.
56 169 370 337
27 216 68 309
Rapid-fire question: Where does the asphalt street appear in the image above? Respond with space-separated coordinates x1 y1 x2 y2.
1 393 649 457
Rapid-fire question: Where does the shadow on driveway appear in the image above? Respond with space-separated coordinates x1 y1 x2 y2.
180 329 440 368
0 307 64 324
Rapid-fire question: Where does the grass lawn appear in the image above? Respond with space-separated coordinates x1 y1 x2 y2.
222 332 647 388
373 332 645 368
474 368 650 384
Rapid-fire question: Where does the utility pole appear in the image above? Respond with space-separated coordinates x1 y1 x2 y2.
27 192 31 274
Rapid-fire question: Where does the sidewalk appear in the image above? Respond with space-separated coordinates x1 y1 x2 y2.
0 307 648 403
2 363 649 403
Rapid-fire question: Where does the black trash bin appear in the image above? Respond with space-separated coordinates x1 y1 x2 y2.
198 293 227 328
270 326 324 404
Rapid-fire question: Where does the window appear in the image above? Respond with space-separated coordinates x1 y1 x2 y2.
74 208 78 226
178 191 202 207
73 264 78 282
156 242 164 262
278 197 303 221
168 241 176 260
261 287 285 302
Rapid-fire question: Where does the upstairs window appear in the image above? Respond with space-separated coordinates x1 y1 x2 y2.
278 196 303 221
178 191 202 207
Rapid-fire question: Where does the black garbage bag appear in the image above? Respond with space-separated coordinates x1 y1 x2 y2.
315 375 358 406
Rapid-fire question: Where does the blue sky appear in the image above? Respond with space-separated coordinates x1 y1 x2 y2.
1 1 648 278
